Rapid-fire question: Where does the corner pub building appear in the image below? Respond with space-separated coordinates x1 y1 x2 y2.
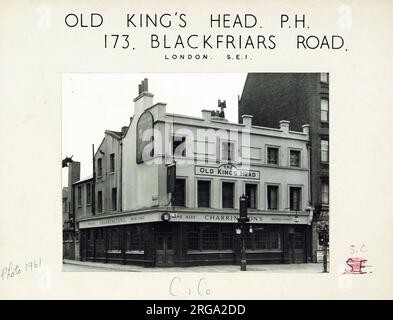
77 79 314 267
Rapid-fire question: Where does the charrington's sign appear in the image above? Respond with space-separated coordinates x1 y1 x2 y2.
195 164 260 180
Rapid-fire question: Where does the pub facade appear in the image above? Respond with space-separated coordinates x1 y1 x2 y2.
77 79 314 267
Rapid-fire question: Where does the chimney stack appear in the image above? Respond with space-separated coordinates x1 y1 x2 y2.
279 120 290 133
121 126 128 135
242 114 253 127
134 78 154 117
302 124 310 135
201 109 212 121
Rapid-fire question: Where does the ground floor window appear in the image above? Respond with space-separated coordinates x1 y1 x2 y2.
187 224 234 252
246 226 282 251
125 225 144 253
107 227 121 251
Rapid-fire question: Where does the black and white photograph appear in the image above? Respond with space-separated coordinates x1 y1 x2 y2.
62 73 330 272
3 0 393 301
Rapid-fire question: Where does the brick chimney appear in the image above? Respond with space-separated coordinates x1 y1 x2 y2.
133 78 154 117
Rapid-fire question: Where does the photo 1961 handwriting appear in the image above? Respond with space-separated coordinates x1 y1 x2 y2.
1 257 42 281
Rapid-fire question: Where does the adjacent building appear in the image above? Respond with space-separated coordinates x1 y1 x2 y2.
73 79 314 267
238 73 329 262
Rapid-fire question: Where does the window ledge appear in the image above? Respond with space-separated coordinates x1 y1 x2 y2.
187 250 234 254
106 250 121 254
125 250 144 254
245 249 283 253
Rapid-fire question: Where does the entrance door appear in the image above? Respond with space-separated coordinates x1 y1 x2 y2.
289 232 305 263
156 234 175 267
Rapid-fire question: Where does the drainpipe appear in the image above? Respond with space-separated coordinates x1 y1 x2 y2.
92 144 96 216
120 141 123 211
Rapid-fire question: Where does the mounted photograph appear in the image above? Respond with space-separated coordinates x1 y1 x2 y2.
62 73 329 272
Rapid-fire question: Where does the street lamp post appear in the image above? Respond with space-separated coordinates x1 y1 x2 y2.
317 222 329 273
237 194 250 271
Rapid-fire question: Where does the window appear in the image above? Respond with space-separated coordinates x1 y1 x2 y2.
202 225 219 250
321 180 329 204
97 191 103 213
321 140 329 162
222 141 235 161
221 225 234 250
110 153 115 172
321 99 329 122
320 73 328 83
174 179 186 206
111 188 117 211
97 158 103 177
77 186 82 206
187 224 234 252
290 187 302 211
245 226 282 251
197 180 210 208
254 229 269 249
267 147 279 165
187 226 200 250
108 227 120 251
222 182 235 208
126 225 144 252
290 150 301 167
172 136 186 157
86 183 91 205
246 184 257 209
267 185 279 210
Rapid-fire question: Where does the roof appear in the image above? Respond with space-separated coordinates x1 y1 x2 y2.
73 175 93 185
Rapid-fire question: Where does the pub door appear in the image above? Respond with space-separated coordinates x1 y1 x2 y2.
288 230 306 263
156 233 175 267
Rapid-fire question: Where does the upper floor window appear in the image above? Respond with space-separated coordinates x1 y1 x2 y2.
197 180 211 208
77 186 82 206
267 185 279 210
320 73 328 83
86 183 91 205
97 191 103 213
172 136 186 157
112 188 117 211
222 182 235 208
174 179 186 206
222 141 235 161
110 153 115 172
97 158 103 177
289 187 302 211
267 147 279 165
321 180 329 205
290 150 301 167
321 99 329 122
321 140 329 162
246 184 257 209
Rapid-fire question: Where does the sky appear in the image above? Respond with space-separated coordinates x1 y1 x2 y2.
62 73 247 186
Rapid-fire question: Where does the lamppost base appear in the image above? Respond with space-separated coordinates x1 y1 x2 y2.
240 260 247 271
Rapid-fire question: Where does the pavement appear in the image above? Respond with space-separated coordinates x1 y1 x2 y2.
63 259 329 273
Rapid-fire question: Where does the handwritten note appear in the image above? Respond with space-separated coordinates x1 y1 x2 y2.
1 258 42 281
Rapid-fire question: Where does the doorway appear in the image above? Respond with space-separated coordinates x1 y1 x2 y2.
288 230 306 263
156 233 175 267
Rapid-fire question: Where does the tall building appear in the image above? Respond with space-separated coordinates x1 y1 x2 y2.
74 79 314 267
238 73 329 262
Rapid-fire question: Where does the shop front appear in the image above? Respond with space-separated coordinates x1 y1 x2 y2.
79 210 311 267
